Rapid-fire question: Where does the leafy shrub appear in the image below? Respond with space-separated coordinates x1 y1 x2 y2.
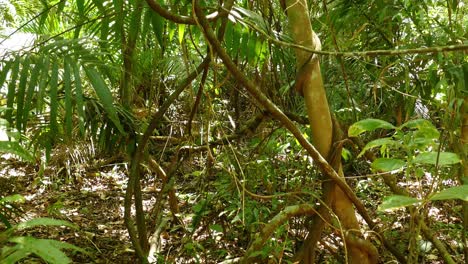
0 215 86 264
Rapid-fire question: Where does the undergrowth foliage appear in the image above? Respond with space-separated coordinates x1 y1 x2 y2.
0 0 467 263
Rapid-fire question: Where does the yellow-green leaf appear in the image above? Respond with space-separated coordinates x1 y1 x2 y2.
430 185 468 201
413 152 461 166
371 158 405 172
178 24 186 44
378 195 421 211
348 118 395 137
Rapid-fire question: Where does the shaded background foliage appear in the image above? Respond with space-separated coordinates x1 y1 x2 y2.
0 0 467 263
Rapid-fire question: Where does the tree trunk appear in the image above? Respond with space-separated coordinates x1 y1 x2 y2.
283 1 378 263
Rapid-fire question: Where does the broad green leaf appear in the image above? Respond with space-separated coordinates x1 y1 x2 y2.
348 119 395 137
247 33 257 63
209 224 223 232
36 56 50 112
168 24 176 41
255 40 267 64
111 0 123 42
100 16 110 50
461 176 468 185
141 7 151 45
6 59 20 125
0 194 25 203
129 3 142 43
44 238 88 255
0 60 12 89
71 59 85 135
400 119 436 130
84 67 125 134
0 141 34 162
371 158 405 172
49 61 59 134
342 147 352 161
409 132 437 148
16 218 77 230
63 58 73 140
225 22 234 53
230 24 242 56
15 57 30 132
22 57 42 134
240 30 250 61
413 152 461 166
178 24 185 44
430 185 468 201
378 195 421 211
38 9 49 33
8 237 72 264
76 0 85 15
233 6 269 32
412 126 440 141
150 7 164 49
57 0 66 14
358 137 399 157
0 245 29 264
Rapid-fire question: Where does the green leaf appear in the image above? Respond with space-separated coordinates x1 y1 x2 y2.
76 0 85 15
233 6 269 32
63 58 73 140
209 224 223 232
49 61 59 134
6 59 20 126
378 195 421 211
150 7 165 49
230 24 242 56
430 185 468 201
240 30 250 61
247 33 257 63
16 218 77 230
178 24 185 44
128 3 142 43
413 152 461 166
400 119 436 130
71 59 85 135
168 24 176 42
0 61 13 91
8 237 72 264
358 137 399 157
413 126 440 141
84 67 125 134
0 245 30 264
76 0 85 16
36 56 50 112
16 57 30 132
371 158 405 172
348 119 395 137
22 57 42 134
111 0 123 42
0 141 34 162
0 194 25 203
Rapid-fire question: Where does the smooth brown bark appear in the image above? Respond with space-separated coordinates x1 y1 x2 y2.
192 1 392 263
283 1 377 263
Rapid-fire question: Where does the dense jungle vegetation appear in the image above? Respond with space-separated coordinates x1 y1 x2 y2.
0 0 467 263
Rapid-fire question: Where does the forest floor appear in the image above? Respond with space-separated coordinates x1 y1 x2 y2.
1 152 465 263
1 154 141 263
